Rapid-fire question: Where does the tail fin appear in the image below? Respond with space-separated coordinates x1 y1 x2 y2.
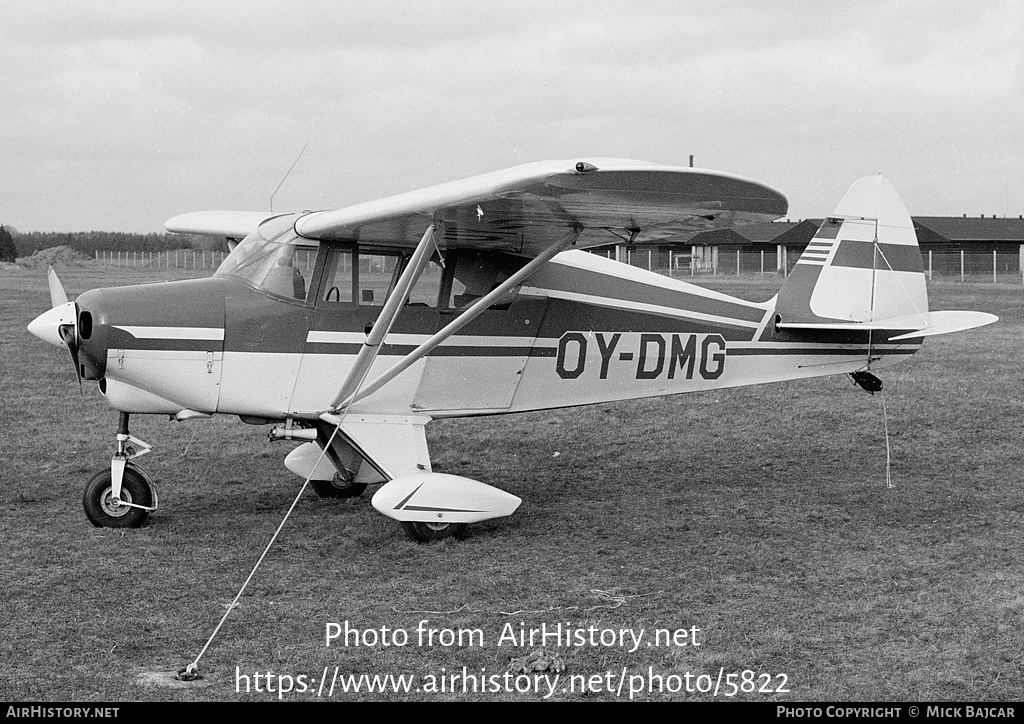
775 176 996 337
776 175 927 326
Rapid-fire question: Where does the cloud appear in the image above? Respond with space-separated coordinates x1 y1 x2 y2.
0 1 1021 230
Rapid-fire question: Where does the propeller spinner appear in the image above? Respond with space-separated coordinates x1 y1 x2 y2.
27 267 84 389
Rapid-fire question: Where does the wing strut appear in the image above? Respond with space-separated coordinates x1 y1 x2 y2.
332 223 439 408
324 227 581 417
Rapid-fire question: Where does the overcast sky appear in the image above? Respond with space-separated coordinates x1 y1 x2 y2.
1 1 1020 233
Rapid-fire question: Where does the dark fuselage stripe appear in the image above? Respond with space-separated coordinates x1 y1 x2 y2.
531 264 766 324
729 346 919 356
303 343 544 357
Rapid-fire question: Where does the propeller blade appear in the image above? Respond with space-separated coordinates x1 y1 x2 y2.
47 266 69 308
58 322 84 393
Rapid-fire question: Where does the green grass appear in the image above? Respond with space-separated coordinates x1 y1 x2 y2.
1 264 1022 701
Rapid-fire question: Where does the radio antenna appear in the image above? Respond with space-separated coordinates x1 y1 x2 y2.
270 142 308 212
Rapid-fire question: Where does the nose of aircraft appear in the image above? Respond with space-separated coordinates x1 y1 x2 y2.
27 268 106 383
27 300 77 348
30 269 235 388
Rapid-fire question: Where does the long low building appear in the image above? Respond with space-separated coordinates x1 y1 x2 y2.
594 215 1024 280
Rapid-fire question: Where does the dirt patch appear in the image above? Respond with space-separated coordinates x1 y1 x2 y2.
16 246 93 268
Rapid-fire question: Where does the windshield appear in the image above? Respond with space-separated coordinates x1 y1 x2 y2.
215 214 318 301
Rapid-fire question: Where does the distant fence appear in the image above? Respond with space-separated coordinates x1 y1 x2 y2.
95 249 317 271
97 247 1024 284
96 250 227 269
595 247 1024 284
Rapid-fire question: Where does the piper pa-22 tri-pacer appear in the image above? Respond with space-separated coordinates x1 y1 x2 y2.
28 159 996 541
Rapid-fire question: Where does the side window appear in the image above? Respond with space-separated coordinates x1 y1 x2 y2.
359 253 400 306
447 251 522 310
406 256 445 308
321 247 354 304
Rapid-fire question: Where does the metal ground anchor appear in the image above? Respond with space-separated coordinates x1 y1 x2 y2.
177 663 202 682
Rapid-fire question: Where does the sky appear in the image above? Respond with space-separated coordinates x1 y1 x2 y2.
1 0 1021 233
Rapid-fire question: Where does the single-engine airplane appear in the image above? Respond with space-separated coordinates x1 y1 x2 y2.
28 159 997 541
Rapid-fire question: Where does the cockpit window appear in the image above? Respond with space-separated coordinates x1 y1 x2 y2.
447 251 524 310
215 214 318 301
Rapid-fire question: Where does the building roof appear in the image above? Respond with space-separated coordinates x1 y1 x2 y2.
682 216 1024 247
592 215 1024 252
914 216 1024 242
767 219 821 246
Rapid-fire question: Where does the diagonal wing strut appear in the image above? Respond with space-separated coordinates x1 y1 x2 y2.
331 223 440 408
322 226 581 420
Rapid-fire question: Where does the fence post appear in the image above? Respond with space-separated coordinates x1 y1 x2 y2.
993 249 997 284
928 250 932 281
760 250 764 275
960 250 964 282
736 249 740 275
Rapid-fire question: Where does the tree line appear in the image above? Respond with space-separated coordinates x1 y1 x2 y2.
0 226 15 262
9 230 212 258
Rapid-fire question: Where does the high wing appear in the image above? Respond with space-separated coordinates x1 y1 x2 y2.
165 210 287 242
293 158 788 255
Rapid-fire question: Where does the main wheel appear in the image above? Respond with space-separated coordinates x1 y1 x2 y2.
82 465 154 528
310 474 367 499
402 521 467 543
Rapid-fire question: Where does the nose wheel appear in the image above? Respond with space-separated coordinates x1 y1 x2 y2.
83 463 157 528
83 412 158 528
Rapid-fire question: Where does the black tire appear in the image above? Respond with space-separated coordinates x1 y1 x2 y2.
401 521 467 543
309 475 368 499
82 465 153 528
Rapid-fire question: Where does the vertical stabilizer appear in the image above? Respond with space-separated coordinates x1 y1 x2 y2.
776 176 928 326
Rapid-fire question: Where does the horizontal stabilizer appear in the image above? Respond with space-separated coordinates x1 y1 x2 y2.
887 311 998 341
778 310 997 339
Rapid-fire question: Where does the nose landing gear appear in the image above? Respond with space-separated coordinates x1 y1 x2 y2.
82 412 158 528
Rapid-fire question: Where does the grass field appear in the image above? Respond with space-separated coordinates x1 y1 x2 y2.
1 263 1022 702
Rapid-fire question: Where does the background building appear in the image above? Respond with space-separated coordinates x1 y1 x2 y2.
593 215 1024 283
